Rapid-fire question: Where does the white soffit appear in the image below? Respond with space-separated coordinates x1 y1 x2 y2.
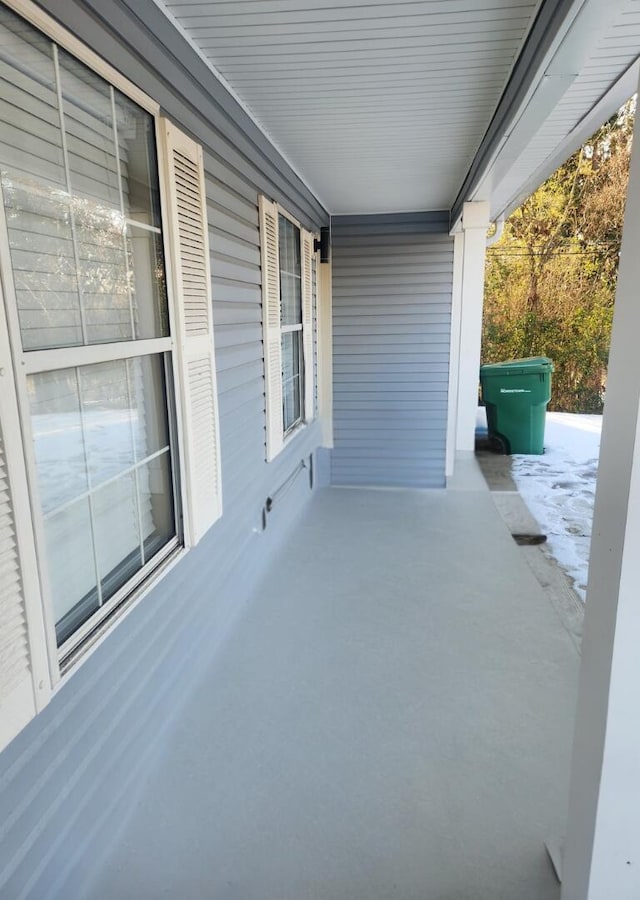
475 0 640 221
160 0 542 215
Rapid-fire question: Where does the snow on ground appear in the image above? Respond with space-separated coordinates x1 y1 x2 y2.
479 409 602 600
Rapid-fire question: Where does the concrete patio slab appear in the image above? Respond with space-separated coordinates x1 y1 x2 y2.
83 469 579 900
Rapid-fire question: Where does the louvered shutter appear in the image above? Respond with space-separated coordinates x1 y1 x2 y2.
160 119 222 545
301 229 315 422
259 195 284 460
0 305 51 752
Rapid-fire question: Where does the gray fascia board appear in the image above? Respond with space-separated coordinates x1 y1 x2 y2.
39 0 328 228
331 211 450 236
450 0 581 229
492 56 640 223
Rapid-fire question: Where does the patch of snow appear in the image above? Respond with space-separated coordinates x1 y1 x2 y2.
32 410 143 513
479 409 602 601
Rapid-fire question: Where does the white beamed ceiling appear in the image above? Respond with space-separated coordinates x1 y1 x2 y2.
162 0 542 214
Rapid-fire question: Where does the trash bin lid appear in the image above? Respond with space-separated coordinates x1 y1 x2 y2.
480 356 554 377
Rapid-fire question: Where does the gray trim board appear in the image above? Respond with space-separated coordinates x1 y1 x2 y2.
332 211 450 237
450 0 580 228
493 56 640 223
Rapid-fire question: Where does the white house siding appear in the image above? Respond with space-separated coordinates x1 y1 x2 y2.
331 215 454 488
0 1 326 896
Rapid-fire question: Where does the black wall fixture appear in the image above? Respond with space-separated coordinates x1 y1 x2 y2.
314 226 331 263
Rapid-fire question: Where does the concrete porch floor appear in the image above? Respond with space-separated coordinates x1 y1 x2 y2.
85 459 579 900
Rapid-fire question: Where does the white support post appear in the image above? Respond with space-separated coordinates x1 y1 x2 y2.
446 231 464 477
451 201 490 457
561 75 640 900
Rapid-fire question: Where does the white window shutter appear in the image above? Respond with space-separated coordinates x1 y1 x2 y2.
0 312 51 752
160 119 222 545
301 229 315 423
259 195 284 460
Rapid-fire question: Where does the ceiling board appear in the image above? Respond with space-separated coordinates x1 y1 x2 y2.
160 0 541 213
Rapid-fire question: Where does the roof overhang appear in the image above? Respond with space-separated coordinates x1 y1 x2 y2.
453 0 639 229
154 0 639 225
157 0 545 215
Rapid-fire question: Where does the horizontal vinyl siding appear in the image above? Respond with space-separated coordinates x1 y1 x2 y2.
331 227 454 489
0 3 326 898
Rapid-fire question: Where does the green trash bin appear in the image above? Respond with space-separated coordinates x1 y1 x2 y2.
480 356 554 454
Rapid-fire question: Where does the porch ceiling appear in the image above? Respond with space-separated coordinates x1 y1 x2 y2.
158 0 640 221
160 0 542 214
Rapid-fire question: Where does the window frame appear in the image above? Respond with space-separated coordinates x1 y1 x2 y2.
281 325 304 438
261 199 316 457
18 351 183 666
277 206 305 438
0 0 196 681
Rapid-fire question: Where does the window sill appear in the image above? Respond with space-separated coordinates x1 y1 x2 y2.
282 419 306 450
55 543 187 685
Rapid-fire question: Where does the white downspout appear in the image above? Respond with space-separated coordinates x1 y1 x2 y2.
486 215 505 248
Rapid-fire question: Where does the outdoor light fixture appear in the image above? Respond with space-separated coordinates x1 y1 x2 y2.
314 226 331 263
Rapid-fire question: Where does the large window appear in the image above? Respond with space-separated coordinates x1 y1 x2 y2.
259 196 316 460
0 0 221 699
0 4 177 652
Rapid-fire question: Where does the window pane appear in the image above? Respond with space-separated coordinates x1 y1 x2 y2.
114 91 162 229
128 355 172 460
0 6 83 349
75 205 133 344
0 6 65 187
0 7 169 350
77 356 171 488
92 472 142 597
139 452 176 560
46 497 99 644
127 224 169 339
278 214 301 326
58 49 120 208
28 355 176 646
28 368 89 512
79 359 136 487
3 181 83 349
282 330 302 431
